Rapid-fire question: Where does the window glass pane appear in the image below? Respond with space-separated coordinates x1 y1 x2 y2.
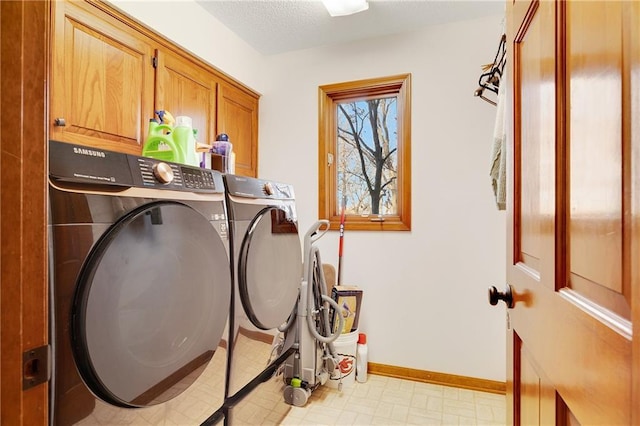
336 97 398 215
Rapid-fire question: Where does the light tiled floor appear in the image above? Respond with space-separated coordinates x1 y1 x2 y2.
280 375 506 426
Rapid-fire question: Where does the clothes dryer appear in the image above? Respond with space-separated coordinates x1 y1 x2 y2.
221 175 302 425
48 140 230 425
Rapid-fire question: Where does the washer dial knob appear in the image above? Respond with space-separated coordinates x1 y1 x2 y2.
153 162 174 184
263 182 274 196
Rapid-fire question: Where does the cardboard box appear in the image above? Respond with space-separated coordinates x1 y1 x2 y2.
330 285 363 334
202 152 226 172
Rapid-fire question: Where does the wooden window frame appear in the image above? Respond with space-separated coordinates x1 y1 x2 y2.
318 74 412 231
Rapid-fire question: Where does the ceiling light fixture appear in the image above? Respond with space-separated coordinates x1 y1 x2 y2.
322 0 369 17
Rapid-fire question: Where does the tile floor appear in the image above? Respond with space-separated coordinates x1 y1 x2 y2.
279 374 506 426
229 332 506 425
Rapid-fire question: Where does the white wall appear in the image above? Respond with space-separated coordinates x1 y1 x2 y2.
258 16 507 382
110 1 507 382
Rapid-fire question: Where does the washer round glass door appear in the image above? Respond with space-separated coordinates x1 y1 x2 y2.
238 206 302 330
72 201 230 408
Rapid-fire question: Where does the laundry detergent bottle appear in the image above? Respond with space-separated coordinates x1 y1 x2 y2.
141 119 182 163
173 116 200 167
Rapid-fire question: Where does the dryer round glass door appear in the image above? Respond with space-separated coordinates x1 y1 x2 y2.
238 206 302 330
71 201 231 408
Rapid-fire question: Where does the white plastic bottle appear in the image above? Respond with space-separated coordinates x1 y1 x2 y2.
174 116 200 167
356 333 368 383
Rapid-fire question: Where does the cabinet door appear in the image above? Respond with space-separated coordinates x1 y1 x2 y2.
50 1 155 154
217 83 259 177
154 49 217 145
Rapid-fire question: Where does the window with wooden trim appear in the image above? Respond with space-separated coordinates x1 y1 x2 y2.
319 74 411 231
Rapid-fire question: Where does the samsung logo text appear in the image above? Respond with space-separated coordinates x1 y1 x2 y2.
73 147 106 158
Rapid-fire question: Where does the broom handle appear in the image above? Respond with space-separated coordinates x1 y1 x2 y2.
337 197 346 286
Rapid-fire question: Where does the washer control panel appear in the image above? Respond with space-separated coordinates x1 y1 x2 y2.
49 140 223 194
131 155 219 192
224 174 295 200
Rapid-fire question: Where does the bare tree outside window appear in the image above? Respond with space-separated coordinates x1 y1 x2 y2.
337 98 398 216
319 74 411 231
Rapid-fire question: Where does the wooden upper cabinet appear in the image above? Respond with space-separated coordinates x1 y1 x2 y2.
50 0 155 155
155 50 260 176
217 83 259 177
50 0 260 175
154 49 218 145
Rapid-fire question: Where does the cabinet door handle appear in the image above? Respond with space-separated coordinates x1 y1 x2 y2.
54 118 66 127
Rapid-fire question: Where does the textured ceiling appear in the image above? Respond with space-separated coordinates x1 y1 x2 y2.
196 0 504 55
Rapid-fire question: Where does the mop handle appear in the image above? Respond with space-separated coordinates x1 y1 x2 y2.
337 198 346 286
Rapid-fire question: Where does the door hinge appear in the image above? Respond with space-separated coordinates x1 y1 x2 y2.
23 345 51 390
152 56 158 68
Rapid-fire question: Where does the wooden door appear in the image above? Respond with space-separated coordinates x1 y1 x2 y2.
505 0 639 424
50 0 155 155
217 83 259 177
1 1 49 424
154 48 217 145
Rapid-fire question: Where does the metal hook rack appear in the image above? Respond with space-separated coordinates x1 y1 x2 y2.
474 34 506 106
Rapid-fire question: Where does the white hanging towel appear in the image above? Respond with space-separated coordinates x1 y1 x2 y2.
490 69 507 211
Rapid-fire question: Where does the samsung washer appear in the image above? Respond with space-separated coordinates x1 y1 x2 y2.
48 140 230 425
221 174 302 425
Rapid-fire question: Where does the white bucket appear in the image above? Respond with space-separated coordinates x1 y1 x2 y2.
326 329 358 389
